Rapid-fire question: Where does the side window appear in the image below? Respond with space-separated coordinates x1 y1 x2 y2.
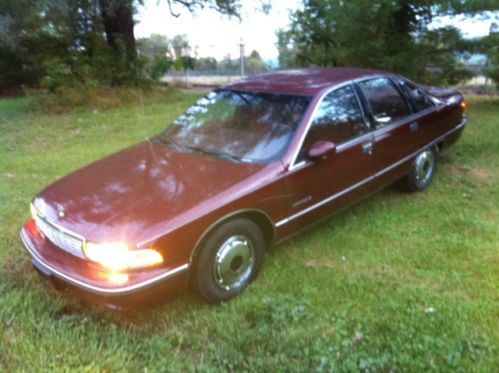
358 77 410 126
298 85 365 162
397 79 435 112
308 84 365 142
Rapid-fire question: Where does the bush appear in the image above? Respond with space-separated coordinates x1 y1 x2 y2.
34 45 154 111
30 86 156 113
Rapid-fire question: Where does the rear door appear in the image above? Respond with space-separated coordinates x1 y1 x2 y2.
394 78 450 147
356 77 418 184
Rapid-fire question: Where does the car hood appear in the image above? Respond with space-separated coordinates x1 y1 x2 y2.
33 141 273 245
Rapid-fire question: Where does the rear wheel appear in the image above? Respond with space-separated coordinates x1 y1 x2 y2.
194 218 266 303
398 147 437 192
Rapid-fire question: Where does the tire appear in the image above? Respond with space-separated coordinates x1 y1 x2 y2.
193 218 266 303
398 147 437 192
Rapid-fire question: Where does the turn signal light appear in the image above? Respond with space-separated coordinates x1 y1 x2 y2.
30 202 38 219
460 101 467 110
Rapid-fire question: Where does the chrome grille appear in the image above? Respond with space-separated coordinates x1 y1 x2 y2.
35 216 85 259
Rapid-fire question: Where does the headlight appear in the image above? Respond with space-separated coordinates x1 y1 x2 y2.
83 242 163 271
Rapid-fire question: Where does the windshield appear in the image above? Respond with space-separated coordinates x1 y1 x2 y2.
154 90 311 163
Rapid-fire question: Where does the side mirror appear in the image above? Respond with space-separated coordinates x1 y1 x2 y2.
307 140 336 160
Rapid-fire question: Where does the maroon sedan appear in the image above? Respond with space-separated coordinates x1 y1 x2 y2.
21 68 467 306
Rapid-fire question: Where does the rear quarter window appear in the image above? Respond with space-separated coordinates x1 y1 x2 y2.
396 79 435 112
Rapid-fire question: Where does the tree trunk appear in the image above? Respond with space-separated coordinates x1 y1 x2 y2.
98 0 136 66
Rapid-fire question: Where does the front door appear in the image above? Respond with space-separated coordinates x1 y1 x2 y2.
277 84 376 235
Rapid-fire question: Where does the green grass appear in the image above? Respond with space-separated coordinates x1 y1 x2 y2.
1 91 498 371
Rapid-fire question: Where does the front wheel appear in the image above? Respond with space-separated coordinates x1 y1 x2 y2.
398 148 437 192
193 218 266 303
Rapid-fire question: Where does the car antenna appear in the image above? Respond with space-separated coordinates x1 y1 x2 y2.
137 88 158 159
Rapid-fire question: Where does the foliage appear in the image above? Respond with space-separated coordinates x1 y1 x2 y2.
0 0 243 93
171 34 191 60
481 30 499 87
0 0 64 92
276 29 297 69
245 50 267 72
0 91 498 370
196 57 218 71
416 27 474 85
148 55 174 80
137 34 175 80
138 34 171 58
280 0 497 85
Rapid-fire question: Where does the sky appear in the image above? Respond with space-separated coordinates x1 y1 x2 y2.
135 1 497 61
135 0 301 61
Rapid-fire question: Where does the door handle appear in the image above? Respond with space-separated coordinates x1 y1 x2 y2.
410 122 419 132
362 142 373 155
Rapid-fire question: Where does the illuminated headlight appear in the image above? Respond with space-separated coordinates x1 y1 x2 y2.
83 242 163 271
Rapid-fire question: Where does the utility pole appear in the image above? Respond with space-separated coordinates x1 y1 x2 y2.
239 39 245 77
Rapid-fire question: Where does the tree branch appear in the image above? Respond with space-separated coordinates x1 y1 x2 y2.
166 0 180 17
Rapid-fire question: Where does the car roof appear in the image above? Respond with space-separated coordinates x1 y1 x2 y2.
223 67 391 96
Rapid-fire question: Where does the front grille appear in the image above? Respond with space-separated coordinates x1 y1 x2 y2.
35 216 85 259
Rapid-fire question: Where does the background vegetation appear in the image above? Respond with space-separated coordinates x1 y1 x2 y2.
1 0 498 97
1 90 498 371
278 0 499 86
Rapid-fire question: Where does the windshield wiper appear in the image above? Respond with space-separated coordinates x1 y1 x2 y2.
187 146 246 163
153 135 184 151
153 135 247 163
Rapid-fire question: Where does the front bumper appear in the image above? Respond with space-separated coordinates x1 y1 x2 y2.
20 220 189 308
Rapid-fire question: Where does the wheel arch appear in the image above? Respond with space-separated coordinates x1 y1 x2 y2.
188 209 275 275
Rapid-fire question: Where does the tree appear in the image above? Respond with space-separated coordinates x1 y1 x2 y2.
1 0 244 91
138 34 171 57
171 34 190 60
197 57 218 71
480 23 499 88
219 54 239 72
245 50 267 72
138 34 175 80
0 0 77 92
99 0 136 63
276 29 296 69
281 0 498 84
98 0 241 82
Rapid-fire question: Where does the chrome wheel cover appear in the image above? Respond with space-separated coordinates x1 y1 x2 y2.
414 149 434 185
213 235 255 291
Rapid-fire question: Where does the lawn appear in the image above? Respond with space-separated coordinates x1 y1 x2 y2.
0 90 497 371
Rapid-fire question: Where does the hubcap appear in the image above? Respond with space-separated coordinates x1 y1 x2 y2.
414 149 434 185
213 235 255 291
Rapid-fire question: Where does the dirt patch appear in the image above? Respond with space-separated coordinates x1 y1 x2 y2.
446 164 493 182
304 258 337 269
468 168 492 181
